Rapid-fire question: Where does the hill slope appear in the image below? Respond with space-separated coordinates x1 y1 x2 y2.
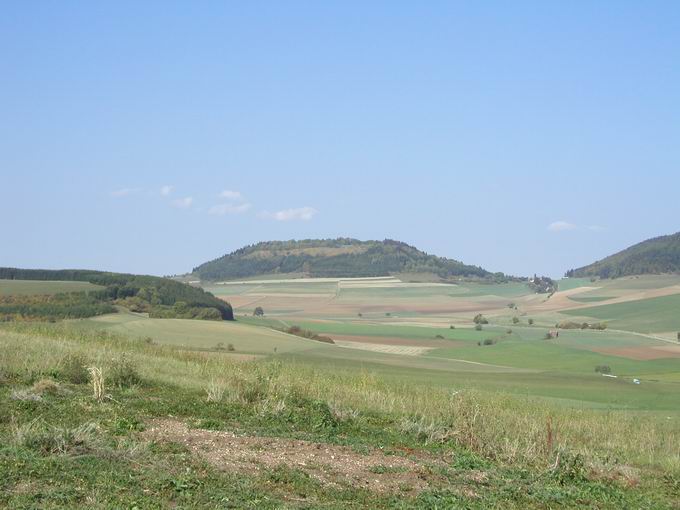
193 238 497 281
0 268 233 320
566 231 680 278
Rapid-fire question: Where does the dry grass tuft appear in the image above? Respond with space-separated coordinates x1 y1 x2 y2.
88 367 104 402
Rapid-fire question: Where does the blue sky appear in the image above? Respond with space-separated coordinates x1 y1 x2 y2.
1 2 679 277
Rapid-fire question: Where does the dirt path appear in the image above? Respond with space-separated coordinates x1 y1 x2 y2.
142 419 449 493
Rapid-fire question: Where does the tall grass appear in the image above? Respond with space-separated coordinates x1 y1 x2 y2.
1 322 679 472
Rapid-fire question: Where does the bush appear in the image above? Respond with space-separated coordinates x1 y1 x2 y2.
473 314 488 325
435 334 444 339
595 365 612 374
253 306 264 317
227 343 235 352
482 338 495 346
109 355 141 388
474 324 482 331
60 354 89 384
528 318 534 325
285 325 335 344
512 317 520 324
506 329 512 335
557 321 582 330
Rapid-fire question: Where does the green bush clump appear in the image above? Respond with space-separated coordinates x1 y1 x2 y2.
59 353 90 384
109 355 141 388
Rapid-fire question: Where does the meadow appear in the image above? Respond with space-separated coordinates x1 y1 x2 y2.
1 322 679 508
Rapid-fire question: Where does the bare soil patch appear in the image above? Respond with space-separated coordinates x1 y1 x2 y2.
334 341 434 356
143 419 447 493
591 346 680 360
331 334 459 348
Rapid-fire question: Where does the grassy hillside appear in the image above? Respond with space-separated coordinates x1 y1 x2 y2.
567 231 680 278
193 238 497 281
0 268 233 321
1 322 678 508
563 293 680 333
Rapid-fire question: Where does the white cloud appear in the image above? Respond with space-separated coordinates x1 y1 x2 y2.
547 221 577 232
110 188 141 197
219 190 243 201
209 202 252 215
171 196 193 209
160 185 173 196
259 206 317 221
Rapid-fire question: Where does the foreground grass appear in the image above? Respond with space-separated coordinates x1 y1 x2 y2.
1 323 679 508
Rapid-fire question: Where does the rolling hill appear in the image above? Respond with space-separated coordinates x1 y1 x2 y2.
566 231 680 278
0 267 233 320
193 238 498 281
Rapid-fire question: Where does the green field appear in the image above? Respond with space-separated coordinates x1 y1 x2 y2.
76 312 332 355
563 293 680 333
0 279 103 296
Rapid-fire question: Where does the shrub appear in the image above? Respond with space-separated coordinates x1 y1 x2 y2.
473 314 489 325
677 332 680 342
449 325 455 329
512 317 520 324
285 326 335 344
227 343 235 352
108 355 141 388
474 324 482 331
557 321 582 329
253 306 264 317
528 318 534 325
595 365 612 374
482 338 495 346
60 354 90 384
506 329 512 334
435 334 444 339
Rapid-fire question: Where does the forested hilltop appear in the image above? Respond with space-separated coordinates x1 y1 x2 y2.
566 231 680 279
0 268 233 321
193 238 501 281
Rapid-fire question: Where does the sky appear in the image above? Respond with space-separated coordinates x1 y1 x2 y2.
1 2 679 278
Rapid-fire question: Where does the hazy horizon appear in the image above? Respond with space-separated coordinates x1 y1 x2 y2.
2 2 679 278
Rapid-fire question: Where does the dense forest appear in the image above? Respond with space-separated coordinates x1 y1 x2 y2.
0 268 233 321
566 232 680 279
193 239 502 281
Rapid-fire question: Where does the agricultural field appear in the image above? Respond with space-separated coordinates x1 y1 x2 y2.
197 274 680 411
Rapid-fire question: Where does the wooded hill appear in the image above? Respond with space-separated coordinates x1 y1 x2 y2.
566 231 680 278
193 238 501 281
0 268 233 321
